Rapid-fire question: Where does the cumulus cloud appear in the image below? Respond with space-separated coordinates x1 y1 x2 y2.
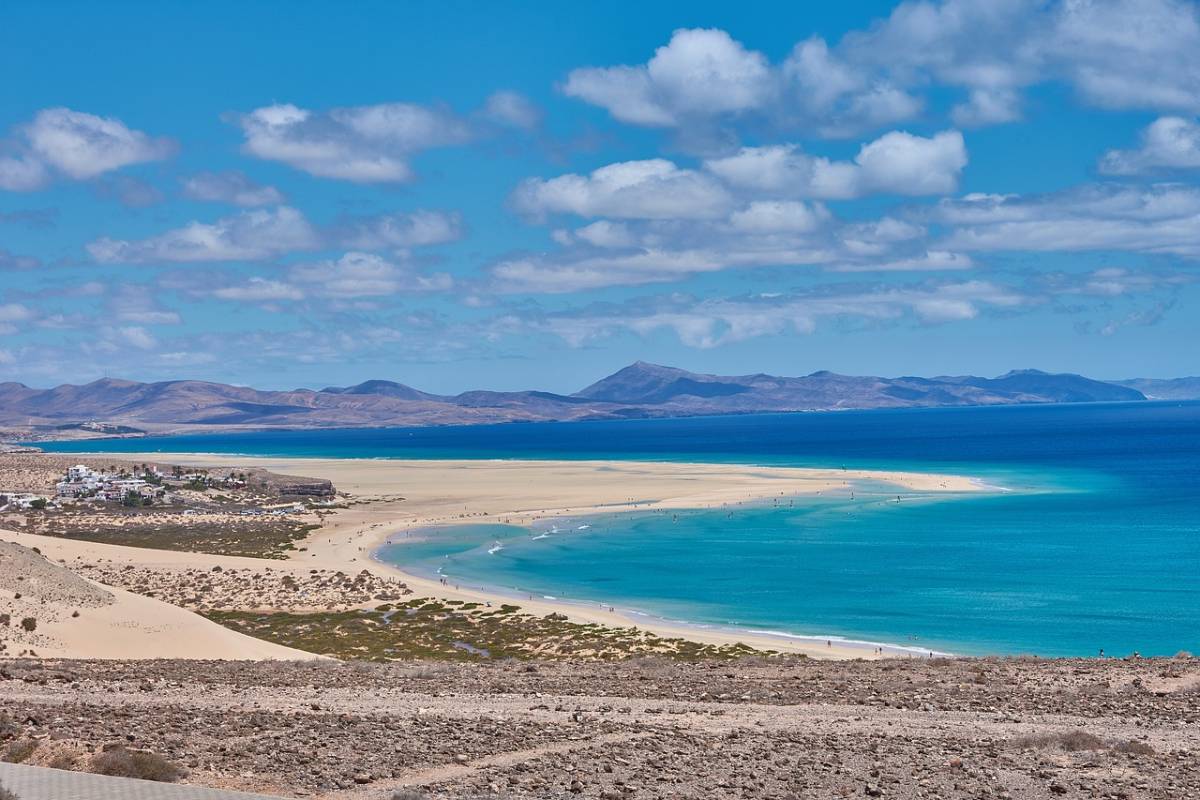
0 155 48 191
728 201 828 233
231 102 472 183
494 248 747 293
499 128 969 292
572 220 636 248
86 206 461 264
704 130 967 198
1099 117 1200 174
335 209 463 250
937 183 1200 257
512 159 733 220
290 252 452 297
0 303 35 325
211 278 305 302
182 171 285 206
115 326 158 350
515 280 1031 349
23 108 174 179
106 284 181 325
0 108 172 191
489 197 978 293
88 206 320 263
205 252 453 304
562 3 1200 138
564 29 772 127
844 0 1200 118
703 144 858 198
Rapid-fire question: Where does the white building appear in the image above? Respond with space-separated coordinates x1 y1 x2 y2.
0 493 51 510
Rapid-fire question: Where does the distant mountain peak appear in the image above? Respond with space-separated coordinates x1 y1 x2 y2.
0 363 1170 433
321 379 433 401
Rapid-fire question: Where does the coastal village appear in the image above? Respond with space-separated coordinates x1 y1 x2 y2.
0 454 339 559
1 459 337 512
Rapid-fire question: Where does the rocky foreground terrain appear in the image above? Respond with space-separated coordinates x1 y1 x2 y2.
2 655 1197 799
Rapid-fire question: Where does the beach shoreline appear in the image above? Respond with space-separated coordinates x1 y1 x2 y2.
9 453 987 660
377 501 966 660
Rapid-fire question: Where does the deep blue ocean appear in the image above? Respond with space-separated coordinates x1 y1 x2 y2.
40 401 1200 657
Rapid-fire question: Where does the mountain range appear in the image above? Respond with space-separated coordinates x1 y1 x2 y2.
0 362 1191 435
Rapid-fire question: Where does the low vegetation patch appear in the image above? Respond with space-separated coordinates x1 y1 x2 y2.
1 738 37 764
16 515 319 559
90 746 185 782
1012 729 1156 756
0 781 19 800
206 597 773 662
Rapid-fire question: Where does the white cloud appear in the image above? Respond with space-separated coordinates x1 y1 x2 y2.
839 217 926 256
290 252 452 297
482 91 542 130
951 88 1022 127
854 130 967 194
0 155 48 191
182 171 285 206
520 280 1031 349
22 108 174 180
496 143 981 293
336 209 463 249
0 303 35 324
830 250 974 273
87 205 462 265
845 0 1200 117
107 284 181 325
116 326 157 350
573 220 635 248
211 278 305 302
0 108 172 191
564 28 772 127
1099 117 1200 174
88 206 319 263
492 249 733 293
703 144 857 198
232 102 471 183
937 183 1200 257
728 201 827 233
703 130 967 198
562 4 1200 136
512 159 732 220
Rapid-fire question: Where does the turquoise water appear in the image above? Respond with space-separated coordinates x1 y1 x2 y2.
42 401 1200 656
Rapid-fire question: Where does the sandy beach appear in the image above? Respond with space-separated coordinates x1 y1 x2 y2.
3 454 983 660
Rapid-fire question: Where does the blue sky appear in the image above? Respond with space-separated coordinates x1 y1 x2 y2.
1 0 1198 393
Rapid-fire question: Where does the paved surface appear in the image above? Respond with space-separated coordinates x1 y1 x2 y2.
0 762 284 800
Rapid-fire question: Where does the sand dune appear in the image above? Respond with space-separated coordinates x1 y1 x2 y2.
0 539 313 660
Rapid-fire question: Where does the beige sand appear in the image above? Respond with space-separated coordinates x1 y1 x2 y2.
0 537 313 661
5 455 983 660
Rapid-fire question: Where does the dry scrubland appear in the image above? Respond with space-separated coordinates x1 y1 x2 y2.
2 657 1199 799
